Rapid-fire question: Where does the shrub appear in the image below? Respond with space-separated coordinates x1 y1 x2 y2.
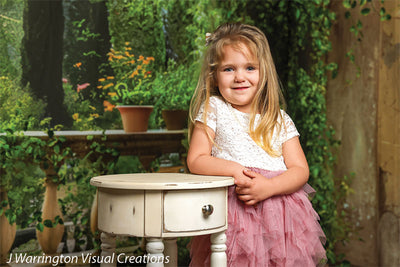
0 76 46 131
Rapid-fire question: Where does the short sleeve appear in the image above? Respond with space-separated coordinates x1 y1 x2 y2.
195 96 218 132
280 110 300 143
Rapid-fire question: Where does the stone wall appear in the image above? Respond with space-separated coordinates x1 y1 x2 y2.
326 1 399 266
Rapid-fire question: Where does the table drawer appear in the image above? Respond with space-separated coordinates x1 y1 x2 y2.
163 188 227 232
97 189 144 236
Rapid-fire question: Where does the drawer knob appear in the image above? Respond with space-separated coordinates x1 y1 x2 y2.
202 204 214 216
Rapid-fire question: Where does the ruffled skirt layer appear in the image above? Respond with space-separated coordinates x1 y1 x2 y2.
189 167 326 267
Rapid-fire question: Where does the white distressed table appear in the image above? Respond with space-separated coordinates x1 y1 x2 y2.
90 173 234 267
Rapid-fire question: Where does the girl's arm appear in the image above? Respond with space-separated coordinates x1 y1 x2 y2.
235 136 309 205
187 122 252 182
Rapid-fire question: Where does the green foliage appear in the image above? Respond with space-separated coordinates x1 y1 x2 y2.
182 0 251 62
268 1 351 264
342 0 392 81
0 127 45 227
0 76 46 131
153 60 197 111
0 0 24 78
107 0 166 67
57 135 120 250
63 82 103 130
63 0 111 104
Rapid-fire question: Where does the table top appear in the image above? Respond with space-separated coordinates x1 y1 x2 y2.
19 129 184 137
90 173 234 190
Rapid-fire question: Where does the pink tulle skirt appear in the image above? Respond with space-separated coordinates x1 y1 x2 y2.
189 167 327 267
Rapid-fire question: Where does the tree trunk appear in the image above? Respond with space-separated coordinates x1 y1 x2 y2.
21 0 71 127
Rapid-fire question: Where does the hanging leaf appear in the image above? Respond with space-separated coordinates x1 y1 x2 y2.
361 8 370 15
36 222 44 232
380 7 386 16
43 219 53 228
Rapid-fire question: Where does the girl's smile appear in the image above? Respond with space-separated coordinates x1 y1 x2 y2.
217 44 260 113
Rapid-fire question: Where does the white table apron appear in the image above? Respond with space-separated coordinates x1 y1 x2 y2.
90 173 234 267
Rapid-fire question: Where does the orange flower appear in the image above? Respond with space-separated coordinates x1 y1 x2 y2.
146 57 155 61
98 78 106 82
129 70 139 78
103 83 114 90
74 62 82 68
138 55 144 61
103 100 115 112
108 92 117 97
107 76 115 80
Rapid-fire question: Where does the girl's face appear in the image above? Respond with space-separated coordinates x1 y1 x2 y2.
216 44 260 113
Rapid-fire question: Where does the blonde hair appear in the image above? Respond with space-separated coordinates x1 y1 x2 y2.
189 23 285 157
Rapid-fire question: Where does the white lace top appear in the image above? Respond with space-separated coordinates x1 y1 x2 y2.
195 96 300 171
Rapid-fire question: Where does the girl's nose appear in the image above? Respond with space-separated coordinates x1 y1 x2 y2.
234 70 245 83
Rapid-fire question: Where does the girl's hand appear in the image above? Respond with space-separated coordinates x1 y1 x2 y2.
235 169 273 206
232 166 252 185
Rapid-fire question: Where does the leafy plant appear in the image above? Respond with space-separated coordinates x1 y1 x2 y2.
0 0 24 79
0 76 46 131
63 81 102 130
98 44 157 106
106 0 165 66
153 60 197 111
0 128 44 226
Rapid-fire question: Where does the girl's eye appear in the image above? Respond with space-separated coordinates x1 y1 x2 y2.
223 67 234 72
247 66 256 71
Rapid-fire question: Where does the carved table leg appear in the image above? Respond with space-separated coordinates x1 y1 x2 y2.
146 237 164 267
164 238 177 267
100 232 116 267
210 231 227 267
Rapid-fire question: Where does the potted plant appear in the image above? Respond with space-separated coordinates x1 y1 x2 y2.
153 60 197 130
98 43 157 132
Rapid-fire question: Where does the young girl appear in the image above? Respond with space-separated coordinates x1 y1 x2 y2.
187 23 326 266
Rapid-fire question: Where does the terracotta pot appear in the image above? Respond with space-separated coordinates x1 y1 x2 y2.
0 189 16 265
116 105 154 133
162 109 188 130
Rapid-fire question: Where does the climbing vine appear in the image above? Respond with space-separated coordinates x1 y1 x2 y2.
284 1 348 264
